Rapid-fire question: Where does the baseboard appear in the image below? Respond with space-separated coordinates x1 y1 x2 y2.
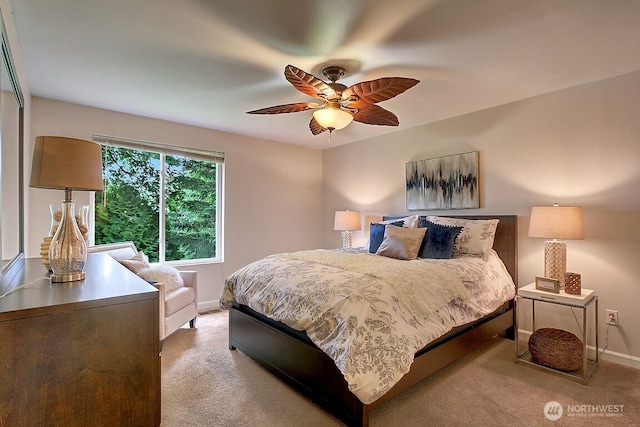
517 328 639 370
596 348 640 369
198 299 220 313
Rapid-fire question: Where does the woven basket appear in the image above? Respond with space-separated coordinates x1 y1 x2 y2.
528 328 583 371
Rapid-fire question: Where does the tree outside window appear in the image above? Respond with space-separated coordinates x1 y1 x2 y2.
95 145 219 263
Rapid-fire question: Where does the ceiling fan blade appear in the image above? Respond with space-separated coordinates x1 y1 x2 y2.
343 77 419 104
350 102 399 126
309 116 328 135
247 102 316 115
285 65 335 99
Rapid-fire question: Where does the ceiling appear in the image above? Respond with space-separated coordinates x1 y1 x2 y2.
8 0 640 149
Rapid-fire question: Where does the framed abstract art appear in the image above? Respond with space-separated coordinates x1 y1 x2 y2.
406 151 479 210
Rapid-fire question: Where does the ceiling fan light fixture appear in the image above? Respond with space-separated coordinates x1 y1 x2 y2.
313 106 353 131
247 64 419 136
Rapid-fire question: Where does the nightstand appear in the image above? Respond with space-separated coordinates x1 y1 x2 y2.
515 283 599 383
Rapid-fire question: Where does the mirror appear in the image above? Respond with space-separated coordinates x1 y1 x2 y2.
0 12 25 279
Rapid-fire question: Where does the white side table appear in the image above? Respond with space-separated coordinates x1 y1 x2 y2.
515 283 599 383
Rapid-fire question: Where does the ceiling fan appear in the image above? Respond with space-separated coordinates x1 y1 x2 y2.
247 64 420 136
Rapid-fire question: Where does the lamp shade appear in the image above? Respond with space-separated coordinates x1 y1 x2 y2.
30 136 104 191
334 210 361 231
313 106 353 131
528 205 584 240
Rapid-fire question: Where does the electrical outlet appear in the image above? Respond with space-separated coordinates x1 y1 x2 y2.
606 309 618 326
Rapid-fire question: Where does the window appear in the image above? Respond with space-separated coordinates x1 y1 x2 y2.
91 134 224 263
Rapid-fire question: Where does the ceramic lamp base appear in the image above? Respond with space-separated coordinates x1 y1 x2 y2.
341 231 353 249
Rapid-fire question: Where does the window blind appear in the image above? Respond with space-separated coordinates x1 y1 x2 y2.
91 133 225 163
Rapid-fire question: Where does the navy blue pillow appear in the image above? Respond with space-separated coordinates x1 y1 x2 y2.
418 220 463 259
369 220 404 253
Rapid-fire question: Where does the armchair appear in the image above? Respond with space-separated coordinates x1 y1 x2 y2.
87 241 198 341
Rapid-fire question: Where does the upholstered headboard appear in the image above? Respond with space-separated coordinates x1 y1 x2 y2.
382 215 518 282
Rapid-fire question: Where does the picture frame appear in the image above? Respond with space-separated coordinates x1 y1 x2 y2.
535 276 560 293
405 151 479 210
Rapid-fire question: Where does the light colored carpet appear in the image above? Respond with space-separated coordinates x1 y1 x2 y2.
161 310 639 426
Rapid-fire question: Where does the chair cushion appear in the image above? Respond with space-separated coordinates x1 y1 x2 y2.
104 247 138 261
138 265 184 292
118 251 151 274
87 242 138 260
165 286 195 316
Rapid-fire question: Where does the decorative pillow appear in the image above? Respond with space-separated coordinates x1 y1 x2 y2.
382 215 420 228
368 220 404 253
426 216 499 258
137 265 184 292
418 221 463 259
376 225 427 260
117 251 150 274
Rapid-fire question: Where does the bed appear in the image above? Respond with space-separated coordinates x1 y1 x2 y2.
221 215 517 426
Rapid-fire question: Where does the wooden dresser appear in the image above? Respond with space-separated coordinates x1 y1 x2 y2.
0 253 160 426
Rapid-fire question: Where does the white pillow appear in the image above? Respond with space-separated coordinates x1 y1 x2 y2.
374 215 419 228
117 251 150 274
426 216 499 258
138 265 184 292
391 214 419 228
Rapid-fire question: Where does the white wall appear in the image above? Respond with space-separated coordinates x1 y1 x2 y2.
323 71 640 366
27 98 324 310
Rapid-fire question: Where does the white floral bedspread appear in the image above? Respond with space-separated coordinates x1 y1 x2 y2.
220 248 515 404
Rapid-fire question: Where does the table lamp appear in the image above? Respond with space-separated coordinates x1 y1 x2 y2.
334 210 361 249
528 204 584 288
30 136 104 282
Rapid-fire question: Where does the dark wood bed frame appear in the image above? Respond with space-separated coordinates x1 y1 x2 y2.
229 215 517 426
